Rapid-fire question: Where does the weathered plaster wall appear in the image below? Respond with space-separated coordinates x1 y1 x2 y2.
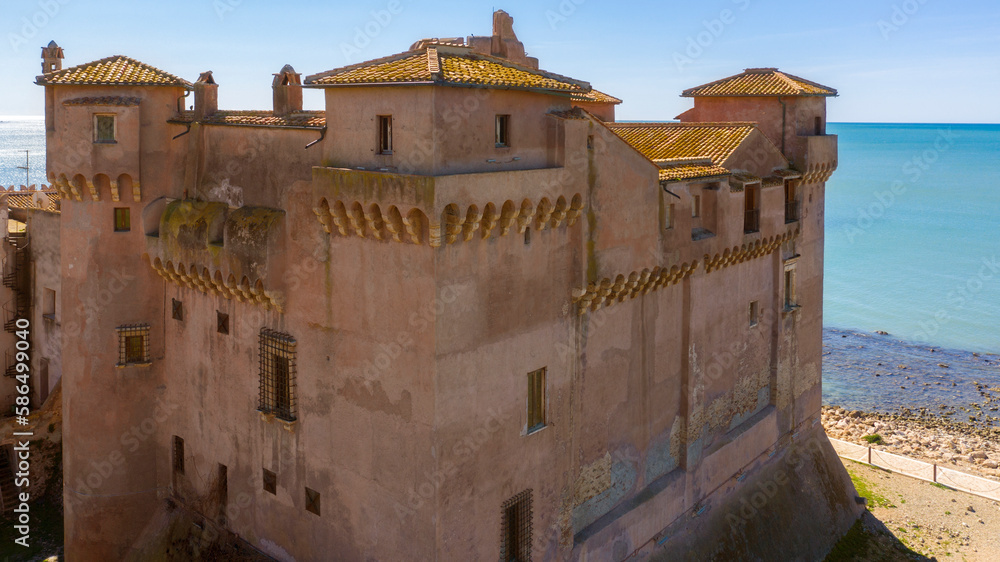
27 208 61 403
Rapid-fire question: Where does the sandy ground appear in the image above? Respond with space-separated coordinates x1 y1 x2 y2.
829 456 1000 561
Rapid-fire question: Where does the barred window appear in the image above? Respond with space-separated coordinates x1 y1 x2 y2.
258 328 296 421
116 324 150 366
500 489 532 562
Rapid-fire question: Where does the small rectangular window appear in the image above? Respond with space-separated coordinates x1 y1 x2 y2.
263 468 277 494
217 311 229 334
43 288 56 319
377 115 392 154
495 114 511 147
94 114 116 143
692 194 701 218
784 268 797 310
305 487 321 516
116 324 150 366
665 204 675 230
744 186 760 233
172 298 183 321
527 368 546 433
114 208 131 232
500 490 533 562
749 301 759 327
173 436 184 474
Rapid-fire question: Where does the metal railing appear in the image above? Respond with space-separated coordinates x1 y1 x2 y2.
829 437 1000 502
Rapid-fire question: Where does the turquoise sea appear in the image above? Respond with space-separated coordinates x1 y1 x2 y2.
2 118 999 416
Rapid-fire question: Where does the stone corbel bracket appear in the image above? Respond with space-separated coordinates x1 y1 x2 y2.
703 229 800 274
313 193 584 248
572 262 699 315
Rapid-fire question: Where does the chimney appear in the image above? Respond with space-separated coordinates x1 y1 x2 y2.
272 64 302 117
468 11 538 69
193 71 218 119
41 40 64 73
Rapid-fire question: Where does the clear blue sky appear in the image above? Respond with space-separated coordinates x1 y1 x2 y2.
1 0 998 123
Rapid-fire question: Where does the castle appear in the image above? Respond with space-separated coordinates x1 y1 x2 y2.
15 10 861 561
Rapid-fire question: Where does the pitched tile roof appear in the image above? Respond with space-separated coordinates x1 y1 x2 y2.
682 68 836 97
606 122 757 165
659 164 730 182
36 55 192 88
3 190 60 213
63 96 141 106
570 88 622 104
170 110 326 129
306 45 590 94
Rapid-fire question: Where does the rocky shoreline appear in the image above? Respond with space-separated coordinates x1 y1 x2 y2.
822 406 1000 480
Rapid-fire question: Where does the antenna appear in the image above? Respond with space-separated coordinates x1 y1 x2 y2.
15 150 29 187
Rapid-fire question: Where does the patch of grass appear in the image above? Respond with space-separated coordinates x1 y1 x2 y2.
824 518 871 561
945 511 951 515
846 466 895 508
931 482 954 491
862 434 885 445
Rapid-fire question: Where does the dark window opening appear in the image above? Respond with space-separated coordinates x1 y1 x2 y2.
263 468 276 495
378 115 392 154
217 464 228 523
114 207 131 232
814 116 823 135
172 298 183 321
500 489 532 562
496 114 511 147
306 487 321 516
527 368 546 433
524 227 531 246
173 436 184 474
217 311 229 335
744 186 760 233
785 182 800 223
749 301 760 327
259 328 297 422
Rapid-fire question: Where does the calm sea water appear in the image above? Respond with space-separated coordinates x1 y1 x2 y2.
2 118 999 414
0 117 46 188
824 123 1000 354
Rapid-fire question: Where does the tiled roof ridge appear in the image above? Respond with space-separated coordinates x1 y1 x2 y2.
305 49 426 84
775 70 839 96
38 54 192 87
607 121 758 129
680 68 836 97
434 45 590 90
307 44 590 92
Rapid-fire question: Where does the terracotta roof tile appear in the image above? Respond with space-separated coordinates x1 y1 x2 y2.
63 96 141 106
570 88 622 104
4 190 60 213
607 122 757 164
659 164 730 182
306 45 589 93
37 55 192 88
682 68 836 97
170 110 326 129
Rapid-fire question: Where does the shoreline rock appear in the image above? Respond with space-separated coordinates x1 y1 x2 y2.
822 405 1000 481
